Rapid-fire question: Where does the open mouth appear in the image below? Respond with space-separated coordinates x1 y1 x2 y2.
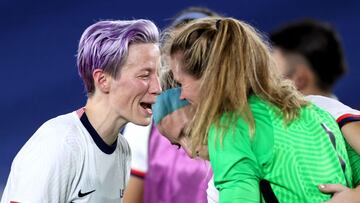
140 102 153 114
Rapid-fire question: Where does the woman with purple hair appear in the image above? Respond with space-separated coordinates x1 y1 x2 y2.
1 19 161 203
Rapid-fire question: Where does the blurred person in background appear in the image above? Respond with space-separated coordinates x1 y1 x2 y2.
270 19 360 202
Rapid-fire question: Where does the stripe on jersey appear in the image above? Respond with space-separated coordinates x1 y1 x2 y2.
80 112 118 154
337 114 360 128
131 169 146 178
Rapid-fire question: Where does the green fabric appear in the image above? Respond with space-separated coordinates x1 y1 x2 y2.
208 95 353 203
346 143 360 186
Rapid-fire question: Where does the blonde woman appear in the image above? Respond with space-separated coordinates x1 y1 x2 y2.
154 17 354 202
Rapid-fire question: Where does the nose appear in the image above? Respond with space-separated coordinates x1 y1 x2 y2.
149 75 162 95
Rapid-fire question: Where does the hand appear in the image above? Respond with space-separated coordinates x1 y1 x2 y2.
319 184 360 203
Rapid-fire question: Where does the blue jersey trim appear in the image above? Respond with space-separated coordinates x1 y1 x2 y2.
80 112 117 154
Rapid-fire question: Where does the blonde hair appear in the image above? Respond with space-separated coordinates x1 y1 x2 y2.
169 17 308 155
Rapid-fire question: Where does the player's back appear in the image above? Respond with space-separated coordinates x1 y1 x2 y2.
251 96 353 202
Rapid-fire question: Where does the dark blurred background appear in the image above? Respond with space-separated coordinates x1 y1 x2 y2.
1 0 359 194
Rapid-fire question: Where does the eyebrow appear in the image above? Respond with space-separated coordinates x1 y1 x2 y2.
141 67 154 71
137 67 155 74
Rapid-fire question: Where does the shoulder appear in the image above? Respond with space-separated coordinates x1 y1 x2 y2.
306 95 360 127
306 95 360 118
39 112 81 135
249 95 279 119
7 112 83 194
210 96 275 144
14 112 83 164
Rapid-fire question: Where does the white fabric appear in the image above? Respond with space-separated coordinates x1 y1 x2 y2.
207 176 219 203
1 111 131 203
123 123 151 174
306 95 360 119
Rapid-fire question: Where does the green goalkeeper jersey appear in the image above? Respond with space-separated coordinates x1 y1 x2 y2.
208 95 353 203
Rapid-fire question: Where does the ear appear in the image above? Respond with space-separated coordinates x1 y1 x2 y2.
92 69 111 93
290 64 311 91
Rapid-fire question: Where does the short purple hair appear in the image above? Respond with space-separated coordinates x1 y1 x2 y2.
77 19 159 94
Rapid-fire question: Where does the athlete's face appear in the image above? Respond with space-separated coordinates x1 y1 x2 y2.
165 52 209 159
157 105 193 157
156 104 209 159
170 52 201 106
109 43 161 126
272 47 295 78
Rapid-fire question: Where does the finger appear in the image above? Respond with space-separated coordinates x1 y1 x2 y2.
318 184 348 194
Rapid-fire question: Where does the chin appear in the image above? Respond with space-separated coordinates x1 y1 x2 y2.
131 117 152 126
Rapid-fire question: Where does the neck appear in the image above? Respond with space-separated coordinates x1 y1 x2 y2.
302 86 333 98
84 96 127 146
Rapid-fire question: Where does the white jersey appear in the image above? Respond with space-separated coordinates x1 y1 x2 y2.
306 95 360 126
122 123 151 178
1 111 131 203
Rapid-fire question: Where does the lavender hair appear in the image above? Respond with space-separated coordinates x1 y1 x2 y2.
77 19 160 95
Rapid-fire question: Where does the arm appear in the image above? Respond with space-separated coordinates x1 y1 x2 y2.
341 121 360 154
344 122 360 187
208 119 261 203
122 123 151 203
313 102 360 199
123 176 144 203
320 124 360 201
318 144 360 202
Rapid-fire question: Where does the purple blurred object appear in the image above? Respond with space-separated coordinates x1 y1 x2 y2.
144 125 212 203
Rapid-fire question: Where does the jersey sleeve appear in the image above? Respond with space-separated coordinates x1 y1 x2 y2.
208 116 261 203
306 95 360 128
1 121 79 203
123 122 151 178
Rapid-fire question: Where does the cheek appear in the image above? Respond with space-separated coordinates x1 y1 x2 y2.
119 78 149 96
135 81 149 93
273 52 287 76
182 85 199 102
161 127 180 144
158 118 178 141
277 63 287 77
